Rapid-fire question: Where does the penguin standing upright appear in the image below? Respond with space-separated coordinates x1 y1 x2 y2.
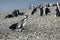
40 6 43 16
55 7 60 17
31 7 37 15
45 7 50 15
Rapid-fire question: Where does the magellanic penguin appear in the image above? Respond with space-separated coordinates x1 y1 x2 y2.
16 15 28 32
55 6 60 17
9 15 28 32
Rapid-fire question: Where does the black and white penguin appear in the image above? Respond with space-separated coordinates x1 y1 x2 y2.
12 10 25 16
12 10 19 17
16 15 28 31
40 6 43 16
31 7 37 15
45 7 50 15
55 7 60 17
9 23 18 30
9 15 28 32
5 14 14 19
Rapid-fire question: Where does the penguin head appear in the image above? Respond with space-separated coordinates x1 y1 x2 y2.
24 15 28 19
55 6 58 11
17 10 19 13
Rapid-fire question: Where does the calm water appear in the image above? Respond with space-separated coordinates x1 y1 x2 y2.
0 0 60 12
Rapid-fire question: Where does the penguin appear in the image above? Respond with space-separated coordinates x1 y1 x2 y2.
5 14 14 19
9 23 18 30
9 15 28 32
16 15 28 31
45 7 50 15
31 7 37 15
55 7 60 17
12 10 19 17
40 6 43 16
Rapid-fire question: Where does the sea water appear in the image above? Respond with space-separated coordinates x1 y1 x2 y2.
0 0 60 12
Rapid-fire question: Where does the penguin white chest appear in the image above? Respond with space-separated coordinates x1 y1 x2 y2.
18 24 21 28
23 19 27 27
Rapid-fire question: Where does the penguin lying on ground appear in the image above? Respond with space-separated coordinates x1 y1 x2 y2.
5 14 14 19
9 15 28 32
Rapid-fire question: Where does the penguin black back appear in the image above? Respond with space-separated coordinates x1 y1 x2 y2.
31 7 37 15
9 23 18 30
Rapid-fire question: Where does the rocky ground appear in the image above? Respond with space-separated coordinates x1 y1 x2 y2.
0 6 60 40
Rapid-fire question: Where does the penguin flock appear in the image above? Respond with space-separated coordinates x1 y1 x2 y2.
31 3 60 17
31 6 50 16
5 3 60 32
5 10 25 19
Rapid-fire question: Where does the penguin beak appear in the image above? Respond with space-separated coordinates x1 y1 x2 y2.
24 15 28 18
